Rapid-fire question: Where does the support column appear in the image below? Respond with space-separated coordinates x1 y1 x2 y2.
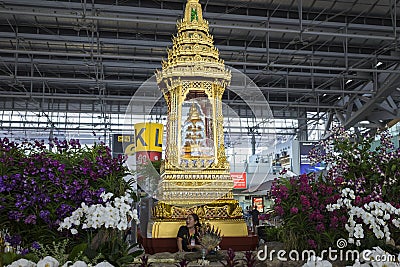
297 109 308 141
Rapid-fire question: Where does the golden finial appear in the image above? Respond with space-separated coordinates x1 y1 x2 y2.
183 0 204 24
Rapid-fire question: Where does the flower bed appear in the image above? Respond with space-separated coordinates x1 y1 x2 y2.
271 127 400 264
0 138 141 266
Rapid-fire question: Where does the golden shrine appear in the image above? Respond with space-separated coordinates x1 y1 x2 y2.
152 0 247 238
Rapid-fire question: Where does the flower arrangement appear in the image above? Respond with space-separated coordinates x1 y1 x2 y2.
309 127 400 203
271 172 347 251
311 128 400 248
58 191 138 234
272 127 400 253
327 188 400 247
0 137 140 266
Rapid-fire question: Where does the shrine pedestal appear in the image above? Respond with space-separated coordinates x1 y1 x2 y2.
151 219 248 238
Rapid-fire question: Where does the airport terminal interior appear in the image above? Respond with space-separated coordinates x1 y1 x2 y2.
1 0 399 200
1 1 400 265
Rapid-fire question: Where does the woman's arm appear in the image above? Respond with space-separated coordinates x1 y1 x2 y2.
177 237 184 252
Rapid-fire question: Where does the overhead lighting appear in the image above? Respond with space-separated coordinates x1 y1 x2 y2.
376 61 383 67
323 93 327 97
337 96 341 100
346 79 352 84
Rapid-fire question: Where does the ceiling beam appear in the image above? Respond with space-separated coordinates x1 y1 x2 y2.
342 64 400 128
0 91 343 110
0 74 375 95
0 1 397 36
0 9 396 41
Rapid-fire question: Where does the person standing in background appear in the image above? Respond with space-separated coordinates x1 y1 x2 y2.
250 206 260 234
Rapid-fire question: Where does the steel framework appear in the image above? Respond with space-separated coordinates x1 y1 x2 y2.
0 0 399 142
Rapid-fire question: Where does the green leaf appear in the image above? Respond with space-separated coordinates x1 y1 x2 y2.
391 164 397 171
128 249 143 258
84 246 99 260
68 243 88 261
116 255 136 265
2 252 20 265
21 253 38 262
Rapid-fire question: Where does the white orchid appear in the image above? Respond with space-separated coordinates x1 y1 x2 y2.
7 259 36 267
94 262 114 267
37 256 59 267
70 261 88 267
327 188 400 247
58 191 137 234
60 261 87 267
100 192 114 202
132 209 139 224
8 259 112 267
354 224 364 239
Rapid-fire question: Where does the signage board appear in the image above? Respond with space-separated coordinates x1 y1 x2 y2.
252 197 264 212
111 122 164 162
299 141 325 174
231 172 247 189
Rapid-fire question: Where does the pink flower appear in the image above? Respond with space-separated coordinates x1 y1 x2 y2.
329 216 339 228
299 174 308 184
274 205 284 216
316 223 325 232
354 195 362 206
309 210 324 221
279 185 289 199
334 177 344 185
308 239 317 249
300 195 311 209
290 207 299 214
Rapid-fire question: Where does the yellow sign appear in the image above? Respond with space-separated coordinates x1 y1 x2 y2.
118 135 131 142
134 123 163 152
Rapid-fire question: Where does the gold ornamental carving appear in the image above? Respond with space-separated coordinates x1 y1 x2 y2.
152 201 243 220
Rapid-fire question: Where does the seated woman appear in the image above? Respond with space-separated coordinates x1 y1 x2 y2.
177 213 202 252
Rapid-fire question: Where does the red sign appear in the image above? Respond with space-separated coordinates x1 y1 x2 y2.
252 197 264 212
231 172 247 189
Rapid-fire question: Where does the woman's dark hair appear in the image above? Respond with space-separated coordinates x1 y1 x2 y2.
190 213 201 228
